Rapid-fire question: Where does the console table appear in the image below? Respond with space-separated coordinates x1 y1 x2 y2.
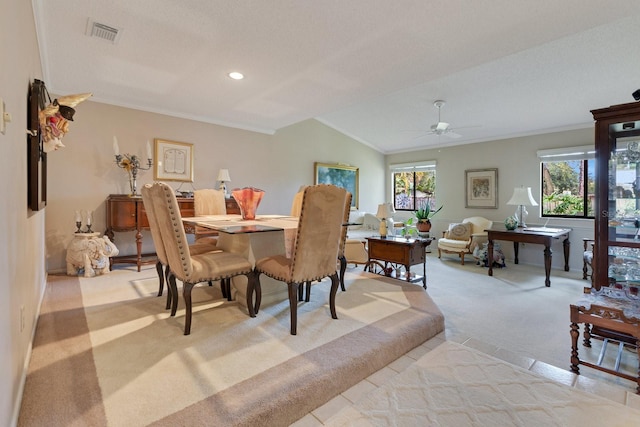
366 236 433 289
486 226 570 287
105 194 239 271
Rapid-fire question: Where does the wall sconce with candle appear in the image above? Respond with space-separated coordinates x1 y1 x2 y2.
113 137 153 197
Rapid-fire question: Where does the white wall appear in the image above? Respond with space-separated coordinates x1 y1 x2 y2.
387 128 595 272
44 101 386 272
0 0 45 425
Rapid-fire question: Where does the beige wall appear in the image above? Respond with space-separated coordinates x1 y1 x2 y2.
386 127 595 271
45 101 386 272
1 0 45 425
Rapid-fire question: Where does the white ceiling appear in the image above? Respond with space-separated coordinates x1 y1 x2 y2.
33 0 640 154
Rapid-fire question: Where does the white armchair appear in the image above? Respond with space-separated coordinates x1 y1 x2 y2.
437 216 492 265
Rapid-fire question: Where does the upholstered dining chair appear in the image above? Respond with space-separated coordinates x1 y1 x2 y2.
146 182 257 335
141 185 221 310
437 216 492 265
193 188 227 242
254 184 348 335
301 191 353 302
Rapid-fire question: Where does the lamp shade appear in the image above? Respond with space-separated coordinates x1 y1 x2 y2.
217 169 231 182
376 203 394 219
506 186 538 206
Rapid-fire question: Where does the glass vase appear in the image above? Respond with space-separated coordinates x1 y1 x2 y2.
232 187 265 220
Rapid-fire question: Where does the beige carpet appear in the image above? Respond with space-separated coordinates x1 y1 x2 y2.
325 341 640 426
18 267 443 426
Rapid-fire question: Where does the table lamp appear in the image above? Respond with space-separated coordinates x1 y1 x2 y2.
376 203 394 238
506 186 538 228
217 169 231 197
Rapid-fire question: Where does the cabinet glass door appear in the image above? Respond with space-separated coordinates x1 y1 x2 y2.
604 119 640 295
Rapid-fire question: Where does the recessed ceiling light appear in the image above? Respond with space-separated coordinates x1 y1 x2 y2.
228 72 244 80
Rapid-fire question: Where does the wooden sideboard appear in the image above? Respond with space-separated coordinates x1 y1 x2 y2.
105 194 240 271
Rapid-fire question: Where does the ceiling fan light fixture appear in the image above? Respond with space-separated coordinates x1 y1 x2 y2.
436 122 449 131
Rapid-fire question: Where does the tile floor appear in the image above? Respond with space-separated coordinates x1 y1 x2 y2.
291 331 640 426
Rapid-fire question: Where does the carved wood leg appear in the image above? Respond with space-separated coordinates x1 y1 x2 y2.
165 265 172 310
543 245 552 287
219 279 228 299
423 258 427 289
169 274 179 316
245 273 256 318
288 282 299 335
305 281 311 302
570 321 580 374
563 237 570 271
339 255 347 291
513 241 519 264
156 261 164 297
329 273 339 320
183 282 194 335
135 229 143 272
253 273 261 313
583 323 592 347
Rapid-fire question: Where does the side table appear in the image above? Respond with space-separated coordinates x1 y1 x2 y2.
366 236 433 289
570 292 640 393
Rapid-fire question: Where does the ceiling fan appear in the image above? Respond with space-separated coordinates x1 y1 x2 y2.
424 100 462 138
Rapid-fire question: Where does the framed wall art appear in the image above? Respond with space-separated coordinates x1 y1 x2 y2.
314 162 359 209
465 168 498 208
27 79 47 211
154 139 194 182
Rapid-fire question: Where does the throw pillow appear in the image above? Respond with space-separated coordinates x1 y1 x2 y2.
448 222 472 241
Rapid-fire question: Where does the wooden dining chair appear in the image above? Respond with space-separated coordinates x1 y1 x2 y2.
141 185 222 309
146 182 257 335
254 184 348 335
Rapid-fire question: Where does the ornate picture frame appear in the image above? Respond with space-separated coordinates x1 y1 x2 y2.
465 168 498 208
314 162 359 209
154 139 194 182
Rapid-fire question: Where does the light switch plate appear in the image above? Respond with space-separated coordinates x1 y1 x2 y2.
0 98 4 135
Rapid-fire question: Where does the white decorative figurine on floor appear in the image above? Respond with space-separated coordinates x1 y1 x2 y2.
66 234 119 278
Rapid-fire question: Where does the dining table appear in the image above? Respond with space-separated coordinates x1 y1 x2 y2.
182 214 299 309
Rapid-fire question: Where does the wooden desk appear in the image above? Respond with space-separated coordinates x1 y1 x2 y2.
570 292 640 393
105 194 239 271
486 226 570 287
366 236 433 289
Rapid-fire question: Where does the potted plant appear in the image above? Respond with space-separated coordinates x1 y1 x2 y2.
415 204 443 232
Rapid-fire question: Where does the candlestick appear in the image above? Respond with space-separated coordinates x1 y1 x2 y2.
113 136 119 156
146 140 152 160
75 210 82 233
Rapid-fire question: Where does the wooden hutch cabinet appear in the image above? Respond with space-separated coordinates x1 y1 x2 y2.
591 101 640 290
105 194 240 271
568 102 640 392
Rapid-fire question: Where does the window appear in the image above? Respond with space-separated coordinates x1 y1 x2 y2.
391 161 437 211
538 146 595 218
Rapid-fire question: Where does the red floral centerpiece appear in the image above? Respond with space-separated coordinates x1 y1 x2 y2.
231 187 265 220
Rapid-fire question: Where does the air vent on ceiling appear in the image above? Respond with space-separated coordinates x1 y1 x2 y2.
86 19 122 44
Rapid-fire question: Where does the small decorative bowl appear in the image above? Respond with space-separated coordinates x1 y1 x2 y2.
504 216 518 230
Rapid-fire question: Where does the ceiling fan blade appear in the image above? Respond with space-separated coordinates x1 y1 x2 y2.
445 131 462 138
